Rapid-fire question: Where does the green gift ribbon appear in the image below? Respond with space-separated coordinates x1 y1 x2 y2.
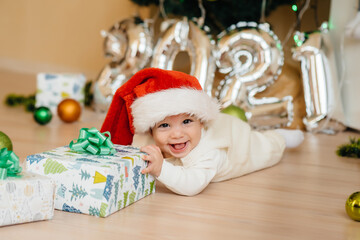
69 127 116 155
0 147 22 180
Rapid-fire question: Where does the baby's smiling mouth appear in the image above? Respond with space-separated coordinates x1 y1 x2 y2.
170 142 188 151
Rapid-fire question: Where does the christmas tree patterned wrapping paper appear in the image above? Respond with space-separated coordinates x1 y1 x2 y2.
0 172 55 227
35 73 86 112
26 145 155 217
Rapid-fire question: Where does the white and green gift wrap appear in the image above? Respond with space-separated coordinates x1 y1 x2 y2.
35 73 86 112
26 145 155 217
0 172 55 227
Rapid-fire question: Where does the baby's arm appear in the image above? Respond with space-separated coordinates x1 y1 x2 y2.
157 159 218 196
141 146 220 196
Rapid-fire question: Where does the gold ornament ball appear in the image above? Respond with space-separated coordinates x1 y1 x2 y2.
0 131 13 151
57 99 82 123
345 192 360 221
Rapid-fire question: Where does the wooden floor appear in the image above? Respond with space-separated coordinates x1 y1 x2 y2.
1 68 360 239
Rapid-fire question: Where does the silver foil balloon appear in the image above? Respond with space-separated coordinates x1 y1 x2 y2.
292 28 345 133
151 18 216 96
94 17 153 112
216 22 293 129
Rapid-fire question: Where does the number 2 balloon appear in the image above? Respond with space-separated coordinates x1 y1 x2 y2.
216 21 293 129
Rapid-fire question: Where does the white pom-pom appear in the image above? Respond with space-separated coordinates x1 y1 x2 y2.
275 129 305 148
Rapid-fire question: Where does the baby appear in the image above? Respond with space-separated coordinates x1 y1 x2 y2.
101 68 304 196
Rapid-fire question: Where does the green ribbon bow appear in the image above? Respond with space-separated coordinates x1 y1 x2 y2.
69 127 116 155
0 147 22 180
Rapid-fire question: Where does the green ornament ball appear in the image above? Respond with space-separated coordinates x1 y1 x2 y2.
346 192 360 221
0 131 13 151
221 105 247 122
33 106 52 125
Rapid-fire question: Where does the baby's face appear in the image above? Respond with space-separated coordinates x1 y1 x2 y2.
151 113 203 158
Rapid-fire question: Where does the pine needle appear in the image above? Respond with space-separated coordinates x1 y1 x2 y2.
336 137 360 158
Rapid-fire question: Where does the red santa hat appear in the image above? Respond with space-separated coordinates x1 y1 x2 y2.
100 68 220 145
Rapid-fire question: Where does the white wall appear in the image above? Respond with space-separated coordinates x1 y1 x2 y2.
329 0 360 130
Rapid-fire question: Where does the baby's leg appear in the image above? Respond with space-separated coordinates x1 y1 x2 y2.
275 129 304 148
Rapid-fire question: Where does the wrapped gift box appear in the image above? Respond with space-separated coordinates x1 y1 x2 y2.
0 172 55 227
26 145 155 217
35 73 86 112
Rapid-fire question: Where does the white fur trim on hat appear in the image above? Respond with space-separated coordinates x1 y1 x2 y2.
131 88 220 133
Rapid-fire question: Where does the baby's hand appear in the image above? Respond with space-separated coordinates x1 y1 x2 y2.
140 144 164 177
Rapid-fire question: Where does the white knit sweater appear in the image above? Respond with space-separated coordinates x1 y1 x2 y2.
133 113 286 196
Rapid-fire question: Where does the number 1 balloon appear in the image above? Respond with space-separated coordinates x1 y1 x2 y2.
216 21 293 129
292 24 345 133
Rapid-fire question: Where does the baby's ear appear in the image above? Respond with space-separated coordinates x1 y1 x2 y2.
200 121 207 130
275 129 304 148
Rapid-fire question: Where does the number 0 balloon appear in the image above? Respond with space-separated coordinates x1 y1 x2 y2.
151 18 216 96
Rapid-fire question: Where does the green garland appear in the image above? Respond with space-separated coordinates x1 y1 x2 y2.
4 81 94 112
336 138 360 158
84 81 93 107
130 0 296 35
4 93 36 112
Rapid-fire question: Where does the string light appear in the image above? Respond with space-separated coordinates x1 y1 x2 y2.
293 35 301 46
282 0 310 47
291 4 298 12
320 22 328 30
293 32 305 47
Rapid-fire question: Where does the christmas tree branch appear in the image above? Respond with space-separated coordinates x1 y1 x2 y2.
336 137 360 158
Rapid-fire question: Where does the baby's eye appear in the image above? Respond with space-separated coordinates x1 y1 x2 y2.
158 123 169 128
183 119 193 124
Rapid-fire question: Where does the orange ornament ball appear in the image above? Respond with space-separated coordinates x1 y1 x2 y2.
57 99 82 123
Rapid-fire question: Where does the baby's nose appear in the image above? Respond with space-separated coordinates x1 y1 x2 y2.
170 128 184 138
